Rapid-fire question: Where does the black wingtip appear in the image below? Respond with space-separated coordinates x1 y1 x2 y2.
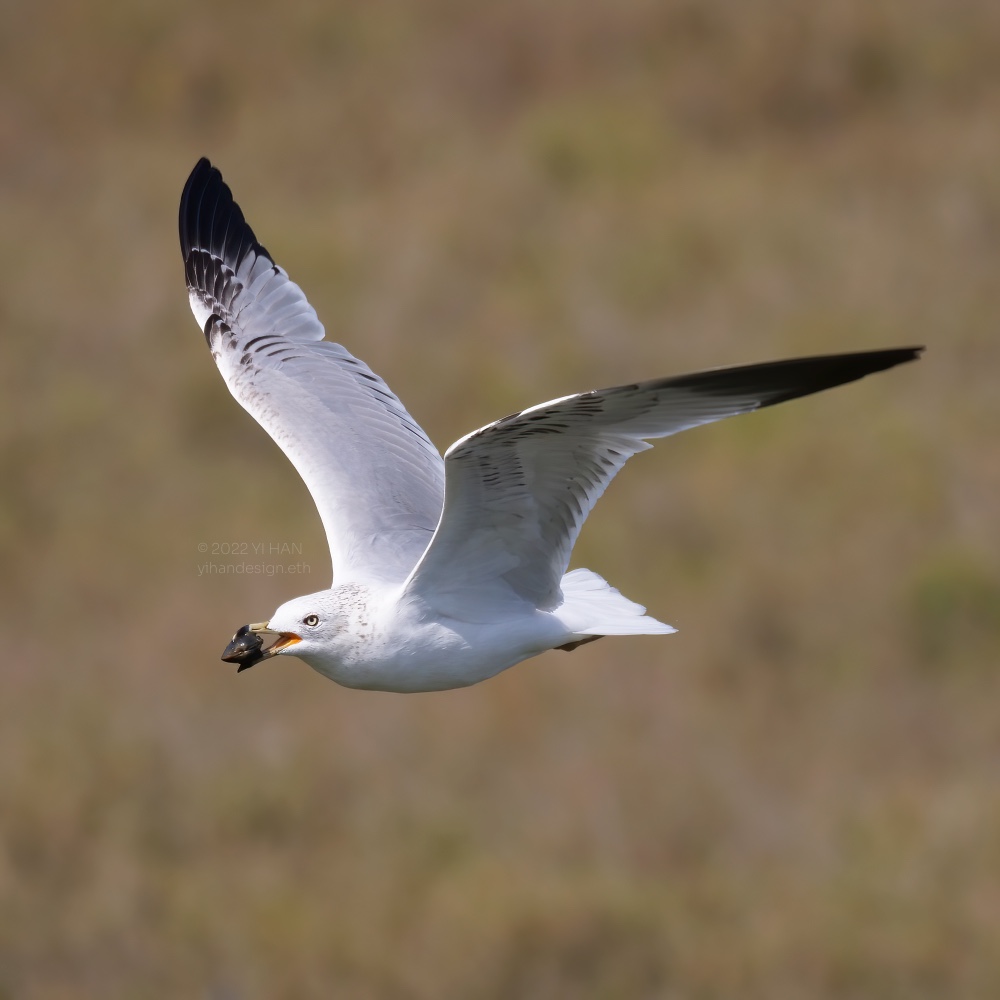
752 346 924 407
663 345 924 413
178 157 217 259
871 345 924 365
179 158 275 294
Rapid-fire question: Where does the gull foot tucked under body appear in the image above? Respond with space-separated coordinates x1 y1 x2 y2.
181 158 922 693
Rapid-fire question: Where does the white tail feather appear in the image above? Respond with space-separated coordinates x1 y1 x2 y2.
555 568 676 637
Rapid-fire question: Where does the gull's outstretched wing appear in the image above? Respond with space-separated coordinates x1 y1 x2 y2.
180 158 444 585
404 349 922 620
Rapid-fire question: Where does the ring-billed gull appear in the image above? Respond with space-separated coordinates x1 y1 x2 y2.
180 158 921 692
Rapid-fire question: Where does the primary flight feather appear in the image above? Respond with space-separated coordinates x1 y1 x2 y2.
181 158 921 692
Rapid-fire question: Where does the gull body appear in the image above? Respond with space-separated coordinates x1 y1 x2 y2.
259 585 574 693
181 159 922 693
257 571 632 692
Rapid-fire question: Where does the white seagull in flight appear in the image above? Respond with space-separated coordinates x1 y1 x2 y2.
180 158 921 693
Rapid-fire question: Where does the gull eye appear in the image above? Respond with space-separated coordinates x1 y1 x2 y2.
303 614 320 627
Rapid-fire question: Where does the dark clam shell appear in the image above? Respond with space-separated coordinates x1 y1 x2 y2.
221 624 265 671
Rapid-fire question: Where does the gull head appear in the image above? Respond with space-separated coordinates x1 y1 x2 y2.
220 590 343 672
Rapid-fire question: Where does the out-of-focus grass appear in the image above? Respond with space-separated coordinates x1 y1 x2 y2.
2 0 999 996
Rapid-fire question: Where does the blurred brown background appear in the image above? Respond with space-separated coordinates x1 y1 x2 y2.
1 0 998 997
